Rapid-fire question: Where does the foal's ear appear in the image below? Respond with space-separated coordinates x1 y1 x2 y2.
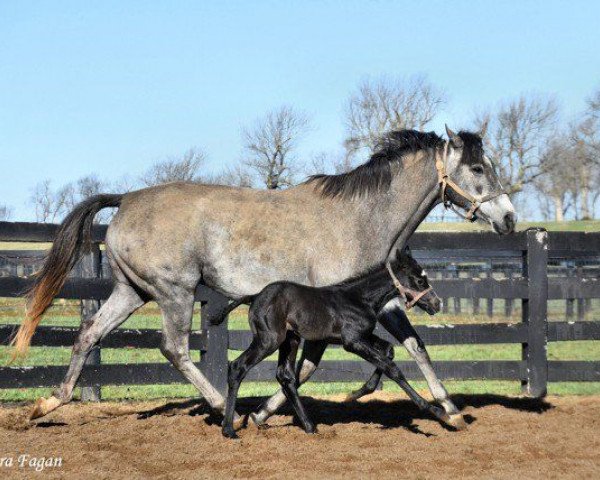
445 124 464 148
402 245 412 256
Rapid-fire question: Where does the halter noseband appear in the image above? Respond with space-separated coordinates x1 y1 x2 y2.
385 262 432 311
435 140 506 222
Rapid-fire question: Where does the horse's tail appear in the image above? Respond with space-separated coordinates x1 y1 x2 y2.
209 296 254 326
9 194 123 361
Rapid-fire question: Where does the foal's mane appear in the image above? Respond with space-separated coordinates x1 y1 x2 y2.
306 129 445 199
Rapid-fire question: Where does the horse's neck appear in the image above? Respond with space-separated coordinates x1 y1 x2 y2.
356 151 440 259
389 187 440 255
342 267 397 309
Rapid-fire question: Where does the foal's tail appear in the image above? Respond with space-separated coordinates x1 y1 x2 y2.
209 296 254 325
9 194 123 361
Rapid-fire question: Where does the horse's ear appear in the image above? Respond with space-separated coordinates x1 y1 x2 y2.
478 119 489 138
402 245 412 255
445 124 464 148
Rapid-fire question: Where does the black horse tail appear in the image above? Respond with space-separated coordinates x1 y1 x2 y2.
209 296 254 325
9 194 123 361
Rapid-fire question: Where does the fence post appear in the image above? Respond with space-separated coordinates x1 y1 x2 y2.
576 263 585 321
565 260 575 319
486 261 494 318
504 266 514 317
521 228 548 398
81 243 102 402
441 267 449 314
200 295 230 396
450 264 461 314
473 266 481 315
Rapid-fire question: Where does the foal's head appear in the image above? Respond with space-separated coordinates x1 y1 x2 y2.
394 249 441 315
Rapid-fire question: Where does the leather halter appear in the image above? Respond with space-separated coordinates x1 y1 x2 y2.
435 141 506 221
386 262 432 311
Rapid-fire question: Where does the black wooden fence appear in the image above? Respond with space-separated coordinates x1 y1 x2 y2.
0 221 599 400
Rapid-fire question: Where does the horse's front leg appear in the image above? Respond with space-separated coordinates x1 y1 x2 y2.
250 340 327 426
377 298 466 429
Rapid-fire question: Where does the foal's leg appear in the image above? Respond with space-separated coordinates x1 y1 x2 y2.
251 340 327 426
157 290 230 415
342 331 451 427
379 300 464 427
223 335 280 439
276 333 316 434
30 282 145 420
345 340 394 402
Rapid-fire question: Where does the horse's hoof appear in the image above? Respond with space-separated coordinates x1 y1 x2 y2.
222 428 239 440
30 396 61 421
232 414 246 430
249 412 268 428
344 392 360 402
448 413 468 431
304 423 317 434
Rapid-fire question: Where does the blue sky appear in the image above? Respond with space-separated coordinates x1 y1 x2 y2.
1 0 599 220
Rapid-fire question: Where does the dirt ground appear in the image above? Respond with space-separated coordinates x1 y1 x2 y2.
1 392 599 479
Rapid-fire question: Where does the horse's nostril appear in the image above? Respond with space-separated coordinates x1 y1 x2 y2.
504 212 516 232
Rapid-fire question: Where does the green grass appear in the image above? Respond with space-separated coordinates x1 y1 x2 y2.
417 219 600 232
1 303 599 402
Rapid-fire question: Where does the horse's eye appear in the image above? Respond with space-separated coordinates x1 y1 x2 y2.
416 278 425 287
471 165 484 175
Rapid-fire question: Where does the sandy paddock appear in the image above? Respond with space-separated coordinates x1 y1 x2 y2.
1 392 599 479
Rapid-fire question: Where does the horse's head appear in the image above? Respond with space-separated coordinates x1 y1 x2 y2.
443 124 516 234
393 248 441 315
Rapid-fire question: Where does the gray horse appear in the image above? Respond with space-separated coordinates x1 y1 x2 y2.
12 126 515 425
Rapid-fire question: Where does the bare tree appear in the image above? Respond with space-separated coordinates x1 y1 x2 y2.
208 165 254 188
67 174 113 223
535 136 577 221
587 87 600 120
0 204 12 221
344 75 446 158
475 94 559 196
141 148 207 186
305 150 357 177
76 174 105 200
112 174 139 193
242 106 310 189
570 116 600 220
31 180 74 223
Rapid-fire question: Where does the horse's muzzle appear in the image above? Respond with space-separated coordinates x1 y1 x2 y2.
493 212 516 235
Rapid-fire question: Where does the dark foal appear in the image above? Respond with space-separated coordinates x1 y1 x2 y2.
213 250 450 439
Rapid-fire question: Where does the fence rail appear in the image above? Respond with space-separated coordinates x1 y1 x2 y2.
1 221 599 399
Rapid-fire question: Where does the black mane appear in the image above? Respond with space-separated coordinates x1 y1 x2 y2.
307 129 445 199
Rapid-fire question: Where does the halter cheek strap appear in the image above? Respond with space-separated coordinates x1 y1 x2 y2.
386 262 432 311
435 141 506 221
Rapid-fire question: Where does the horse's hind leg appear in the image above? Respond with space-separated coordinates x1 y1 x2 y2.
30 282 144 420
345 340 394 402
251 340 327 426
157 291 228 415
277 332 316 434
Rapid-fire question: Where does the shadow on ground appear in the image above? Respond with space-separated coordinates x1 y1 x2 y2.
135 393 554 435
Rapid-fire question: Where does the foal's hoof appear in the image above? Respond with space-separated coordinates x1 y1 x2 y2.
30 396 61 421
222 428 239 440
447 413 468 431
